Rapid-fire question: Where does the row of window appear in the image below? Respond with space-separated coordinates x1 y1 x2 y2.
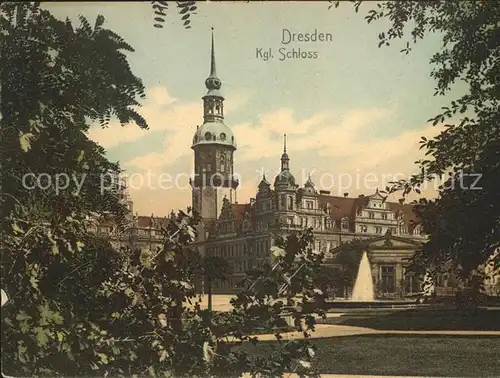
209 239 271 258
357 210 390 220
358 225 408 234
369 201 385 209
277 195 316 210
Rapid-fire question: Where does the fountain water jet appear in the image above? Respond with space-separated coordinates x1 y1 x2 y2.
351 251 375 301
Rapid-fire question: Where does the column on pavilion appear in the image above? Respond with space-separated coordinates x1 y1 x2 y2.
395 263 404 299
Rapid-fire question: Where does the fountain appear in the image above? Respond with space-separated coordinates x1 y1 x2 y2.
351 251 375 301
324 250 425 309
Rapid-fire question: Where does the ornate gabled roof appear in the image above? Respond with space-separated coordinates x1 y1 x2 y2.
317 193 421 232
257 175 272 199
302 174 317 196
258 173 271 188
369 188 385 200
387 202 420 231
304 176 315 188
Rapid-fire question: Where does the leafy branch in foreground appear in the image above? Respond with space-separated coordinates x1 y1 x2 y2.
334 0 500 277
151 1 197 29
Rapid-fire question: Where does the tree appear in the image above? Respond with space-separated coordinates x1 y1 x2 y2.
1 3 329 377
331 0 500 278
1 2 148 376
202 255 232 312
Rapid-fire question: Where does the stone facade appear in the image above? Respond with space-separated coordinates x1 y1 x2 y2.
91 30 499 300
202 176 427 298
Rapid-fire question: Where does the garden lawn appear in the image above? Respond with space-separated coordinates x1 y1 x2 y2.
318 308 500 331
242 334 500 376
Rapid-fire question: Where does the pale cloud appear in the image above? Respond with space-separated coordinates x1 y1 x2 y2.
148 86 177 106
93 87 445 215
232 107 393 162
88 123 150 149
87 86 249 153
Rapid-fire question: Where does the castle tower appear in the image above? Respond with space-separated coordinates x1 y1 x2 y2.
191 28 238 236
274 134 297 225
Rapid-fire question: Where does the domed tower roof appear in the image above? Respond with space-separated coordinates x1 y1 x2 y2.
274 169 296 187
192 122 236 149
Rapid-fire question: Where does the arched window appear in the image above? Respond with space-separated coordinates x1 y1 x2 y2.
288 196 293 210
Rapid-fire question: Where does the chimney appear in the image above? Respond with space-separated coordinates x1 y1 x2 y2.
344 192 349 198
359 194 364 198
319 190 331 195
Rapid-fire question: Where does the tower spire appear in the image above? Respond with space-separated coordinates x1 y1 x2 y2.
280 134 290 171
205 26 221 91
210 26 217 77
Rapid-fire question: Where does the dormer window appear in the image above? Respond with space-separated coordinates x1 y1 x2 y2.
204 132 211 140
220 132 226 140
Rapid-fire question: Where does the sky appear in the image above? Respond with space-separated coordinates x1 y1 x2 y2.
44 1 461 216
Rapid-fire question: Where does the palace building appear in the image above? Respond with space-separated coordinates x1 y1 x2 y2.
94 30 499 300
186 30 427 299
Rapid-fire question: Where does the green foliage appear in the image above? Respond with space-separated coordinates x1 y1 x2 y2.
203 255 232 281
221 228 328 377
0 3 332 377
151 1 197 30
335 0 500 277
0 2 148 376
